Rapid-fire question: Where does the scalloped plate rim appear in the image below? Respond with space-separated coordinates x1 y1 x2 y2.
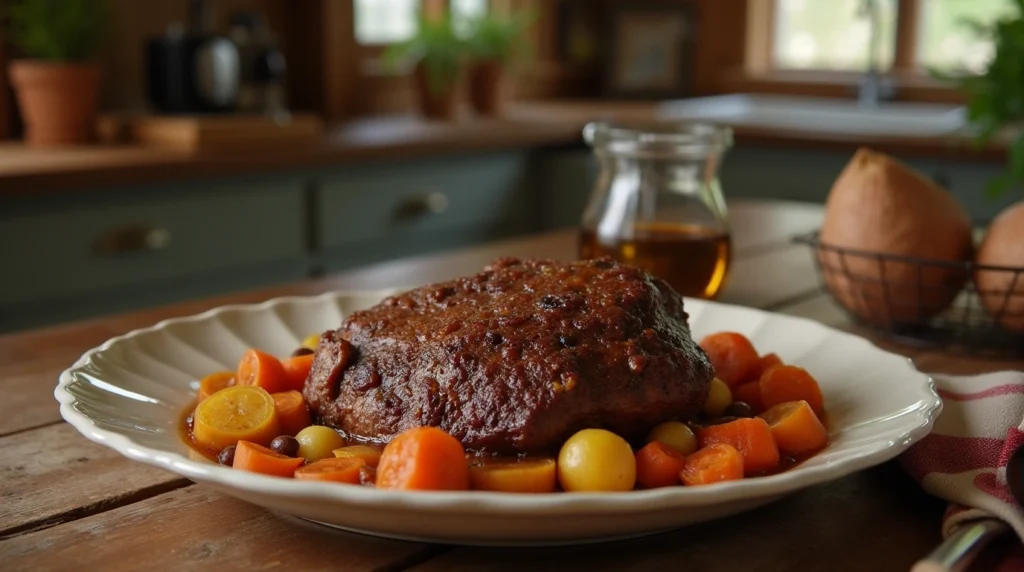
55 291 942 518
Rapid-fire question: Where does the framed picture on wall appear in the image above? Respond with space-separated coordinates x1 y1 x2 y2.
602 3 696 98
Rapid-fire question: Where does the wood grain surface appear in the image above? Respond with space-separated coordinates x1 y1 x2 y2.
2 200 1021 571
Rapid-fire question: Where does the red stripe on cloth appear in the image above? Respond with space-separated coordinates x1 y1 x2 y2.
902 434 1006 482
973 471 1016 504
999 427 1024 470
938 384 1024 401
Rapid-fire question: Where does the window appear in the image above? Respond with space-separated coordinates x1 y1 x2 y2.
451 0 488 37
769 0 1015 75
355 0 420 45
773 0 898 71
354 0 490 46
917 0 1015 73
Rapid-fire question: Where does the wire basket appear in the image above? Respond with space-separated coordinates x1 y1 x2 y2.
795 231 1024 359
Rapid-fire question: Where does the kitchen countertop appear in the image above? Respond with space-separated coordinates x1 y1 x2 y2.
0 100 1006 196
2 199 1020 570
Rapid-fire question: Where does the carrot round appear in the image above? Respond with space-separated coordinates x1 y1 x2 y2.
749 353 784 385
699 332 761 388
281 354 314 392
197 371 234 402
733 381 766 414
376 427 470 491
759 364 825 416
469 458 557 493
237 349 290 394
294 457 366 483
635 441 687 489
698 417 780 475
272 390 312 436
681 444 745 486
759 400 829 456
232 440 304 478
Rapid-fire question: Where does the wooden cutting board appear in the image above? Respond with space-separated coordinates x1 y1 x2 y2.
97 112 324 150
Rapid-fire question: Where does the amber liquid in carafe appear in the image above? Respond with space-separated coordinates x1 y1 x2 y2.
579 223 732 299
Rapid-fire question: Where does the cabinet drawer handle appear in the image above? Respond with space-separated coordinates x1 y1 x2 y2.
393 191 449 221
94 225 171 256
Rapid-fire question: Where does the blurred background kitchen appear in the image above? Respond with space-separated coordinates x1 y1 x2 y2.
0 0 1020 333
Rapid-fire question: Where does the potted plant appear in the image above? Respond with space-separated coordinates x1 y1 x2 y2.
386 15 465 120
6 0 106 147
941 2 1024 198
464 11 533 116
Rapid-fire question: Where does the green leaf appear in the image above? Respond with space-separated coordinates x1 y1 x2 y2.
6 0 107 61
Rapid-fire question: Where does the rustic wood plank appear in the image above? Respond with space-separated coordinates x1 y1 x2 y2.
0 423 188 538
0 487 441 572
405 462 944 572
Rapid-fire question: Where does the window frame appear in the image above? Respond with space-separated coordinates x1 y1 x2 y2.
728 0 979 103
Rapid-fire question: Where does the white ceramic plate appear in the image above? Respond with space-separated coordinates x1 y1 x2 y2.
56 290 941 546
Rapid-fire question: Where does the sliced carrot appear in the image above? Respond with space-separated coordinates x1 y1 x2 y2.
698 417 780 475
733 381 766 414
272 390 312 436
197 371 234 402
376 426 470 491
759 364 825 416
193 385 280 450
469 458 557 493
294 457 366 483
699 332 761 388
333 445 383 468
281 354 314 392
236 349 290 394
748 353 784 384
232 440 304 478
635 441 687 489
759 400 829 456
680 443 745 486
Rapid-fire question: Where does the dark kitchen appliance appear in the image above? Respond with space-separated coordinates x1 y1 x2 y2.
229 11 289 119
145 0 240 113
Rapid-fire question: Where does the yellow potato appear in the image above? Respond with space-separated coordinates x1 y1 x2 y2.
302 333 322 351
557 429 636 492
469 458 557 493
296 425 346 462
647 421 697 456
704 378 733 417
192 385 280 451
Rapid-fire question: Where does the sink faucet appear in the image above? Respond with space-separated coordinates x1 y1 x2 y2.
856 0 896 107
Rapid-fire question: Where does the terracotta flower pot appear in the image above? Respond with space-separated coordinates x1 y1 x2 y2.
9 61 102 147
413 62 459 121
468 60 506 116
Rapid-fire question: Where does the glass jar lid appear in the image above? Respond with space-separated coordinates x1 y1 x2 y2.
583 121 733 159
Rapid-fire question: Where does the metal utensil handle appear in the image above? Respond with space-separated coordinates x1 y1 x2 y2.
911 518 1008 572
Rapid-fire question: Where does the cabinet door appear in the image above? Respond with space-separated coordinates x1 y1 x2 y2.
720 147 854 204
0 177 306 306
534 148 596 230
316 153 536 270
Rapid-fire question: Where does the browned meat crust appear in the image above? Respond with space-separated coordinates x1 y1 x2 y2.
303 257 713 455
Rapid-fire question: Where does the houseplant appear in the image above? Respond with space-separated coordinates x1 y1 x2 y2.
942 0 1024 197
386 14 465 120
464 11 533 115
6 0 106 147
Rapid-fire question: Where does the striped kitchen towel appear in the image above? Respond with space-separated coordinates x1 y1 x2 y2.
901 370 1024 548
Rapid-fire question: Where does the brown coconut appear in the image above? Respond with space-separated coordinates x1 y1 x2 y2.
975 201 1024 331
818 148 974 326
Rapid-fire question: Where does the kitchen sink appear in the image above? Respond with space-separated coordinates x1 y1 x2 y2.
657 94 967 137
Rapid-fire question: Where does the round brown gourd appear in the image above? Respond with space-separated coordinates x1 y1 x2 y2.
818 148 974 326
975 201 1024 331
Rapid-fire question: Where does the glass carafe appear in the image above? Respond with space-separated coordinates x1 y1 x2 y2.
578 121 733 299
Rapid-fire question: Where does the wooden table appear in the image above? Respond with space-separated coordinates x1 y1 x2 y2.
2 200 1021 571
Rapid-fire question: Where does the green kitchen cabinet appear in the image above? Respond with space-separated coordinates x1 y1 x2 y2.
0 175 307 333
314 152 540 273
